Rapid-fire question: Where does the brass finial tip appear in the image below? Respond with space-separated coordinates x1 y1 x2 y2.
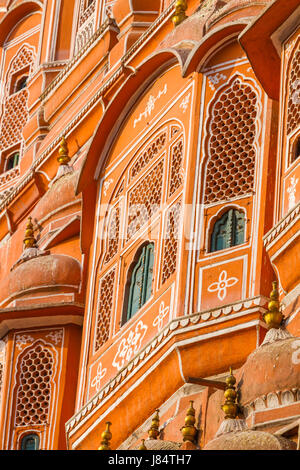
181 400 197 443
263 280 283 329
148 410 160 440
172 0 188 27
226 367 236 386
24 217 37 249
57 136 71 165
139 439 147 450
222 368 238 420
98 422 112 450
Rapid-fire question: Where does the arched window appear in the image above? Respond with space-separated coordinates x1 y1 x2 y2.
123 243 154 323
14 76 28 93
6 152 19 171
292 136 300 164
210 209 245 253
21 434 39 450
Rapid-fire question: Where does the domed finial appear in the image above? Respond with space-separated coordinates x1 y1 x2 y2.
57 136 71 166
98 422 112 450
181 401 197 443
221 368 238 420
138 439 147 450
148 410 160 440
263 281 283 329
23 217 37 249
172 0 188 27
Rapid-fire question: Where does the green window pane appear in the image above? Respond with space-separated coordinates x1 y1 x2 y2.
126 243 154 322
21 434 39 450
211 209 245 253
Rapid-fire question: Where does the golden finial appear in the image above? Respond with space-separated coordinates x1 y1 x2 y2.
172 0 188 27
148 409 160 439
181 401 197 443
263 281 283 329
23 217 37 249
221 368 238 420
138 439 147 450
98 422 112 450
57 136 71 166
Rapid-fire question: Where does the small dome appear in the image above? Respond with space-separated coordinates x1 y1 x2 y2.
112 0 160 27
204 430 296 450
32 170 80 223
1 254 81 304
237 331 300 407
135 439 181 450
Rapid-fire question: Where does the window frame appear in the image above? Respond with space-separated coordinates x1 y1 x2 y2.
122 242 155 325
20 433 40 450
209 208 246 254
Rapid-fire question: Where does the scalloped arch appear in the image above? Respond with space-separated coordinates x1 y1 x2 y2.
0 0 43 47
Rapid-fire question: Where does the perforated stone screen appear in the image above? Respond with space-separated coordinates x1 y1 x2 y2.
130 132 167 180
15 344 54 427
104 207 120 264
161 201 182 284
127 160 164 239
287 47 300 136
94 268 116 352
204 77 258 204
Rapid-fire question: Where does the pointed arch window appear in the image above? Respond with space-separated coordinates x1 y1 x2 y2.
210 209 245 253
21 434 39 450
14 76 28 93
292 135 300 164
123 243 154 323
6 151 19 171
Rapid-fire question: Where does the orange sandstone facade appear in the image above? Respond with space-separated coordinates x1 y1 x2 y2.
0 0 299 451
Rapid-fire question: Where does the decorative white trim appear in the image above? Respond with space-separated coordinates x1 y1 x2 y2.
67 296 267 438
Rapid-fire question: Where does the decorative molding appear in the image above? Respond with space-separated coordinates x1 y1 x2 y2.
0 167 20 190
263 201 300 248
243 389 300 417
41 17 117 102
65 295 267 435
0 3 177 215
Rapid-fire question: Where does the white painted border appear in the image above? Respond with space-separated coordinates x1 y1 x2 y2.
197 254 248 312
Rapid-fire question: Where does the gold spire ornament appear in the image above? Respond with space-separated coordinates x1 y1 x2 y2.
98 422 112 450
148 409 160 439
181 401 197 443
221 368 238 420
11 217 49 271
23 217 37 249
263 281 283 329
138 439 147 450
172 0 188 27
57 136 71 166
51 135 74 186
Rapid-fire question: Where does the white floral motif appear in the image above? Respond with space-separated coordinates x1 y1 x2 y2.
179 93 191 113
291 340 300 365
153 302 170 332
91 362 107 392
103 178 113 196
112 320 147 370
46 330 63 346
207 72 227 91
208 270 238 301
285 39 297 60
15 334 34 351
291 79 300 105
134 85 167 128
287 176 299 211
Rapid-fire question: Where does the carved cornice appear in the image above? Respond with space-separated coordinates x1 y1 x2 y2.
0 3 177 215
40 17 119 102
263 202 300 249
243 388 300 417
65 295 267 437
